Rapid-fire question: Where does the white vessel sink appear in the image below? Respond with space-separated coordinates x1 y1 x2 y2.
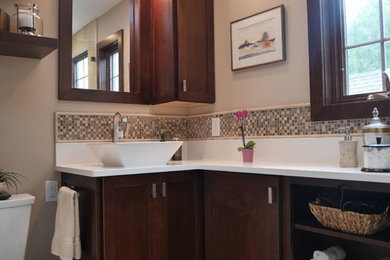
88 141 183 167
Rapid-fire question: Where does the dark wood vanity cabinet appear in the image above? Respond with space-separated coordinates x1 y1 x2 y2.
151 0 215 104
204 172 281 260
102 171 203 260
61 171 203 260
284 178 390 260
62 170 390 260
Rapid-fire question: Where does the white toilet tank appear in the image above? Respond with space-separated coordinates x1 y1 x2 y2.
0 193 35 260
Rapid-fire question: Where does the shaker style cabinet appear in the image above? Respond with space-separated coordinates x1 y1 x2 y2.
204 172 281 260
102 171 203 260
151 0 215 104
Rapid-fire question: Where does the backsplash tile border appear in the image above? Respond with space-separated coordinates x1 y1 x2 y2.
55 105 390 142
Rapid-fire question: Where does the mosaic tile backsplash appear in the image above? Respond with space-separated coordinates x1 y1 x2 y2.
56 105 390 142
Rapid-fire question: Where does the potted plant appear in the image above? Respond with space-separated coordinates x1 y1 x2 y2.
235 109 256 164
0 170 24 200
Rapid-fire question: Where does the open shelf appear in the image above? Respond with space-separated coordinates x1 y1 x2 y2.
294 222 390 249
0 31 57 59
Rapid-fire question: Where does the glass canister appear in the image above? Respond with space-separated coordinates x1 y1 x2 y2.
12 3 43 36
362 107 390 145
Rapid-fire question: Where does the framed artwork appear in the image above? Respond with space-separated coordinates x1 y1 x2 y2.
230 5 286 70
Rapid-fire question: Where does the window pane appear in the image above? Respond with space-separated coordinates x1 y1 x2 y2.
346 43 382 95
83 58 88 77
111 52 119 77
384 0 390 38
111 76 119 92
344 0 380 46
386 40 390 75
77 61 83 78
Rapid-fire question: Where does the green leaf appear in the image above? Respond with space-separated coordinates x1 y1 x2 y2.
237 147 244 152
245 141 256 149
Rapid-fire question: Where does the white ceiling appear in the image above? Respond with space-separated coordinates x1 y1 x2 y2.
72 0 122 33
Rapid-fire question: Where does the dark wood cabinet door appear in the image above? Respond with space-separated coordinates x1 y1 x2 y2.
159 172 204 260
177 0 215 103
102 174 160 260
204 172 280 260
151 0 215 104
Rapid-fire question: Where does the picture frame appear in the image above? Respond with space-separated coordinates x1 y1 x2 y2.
230 5 286 71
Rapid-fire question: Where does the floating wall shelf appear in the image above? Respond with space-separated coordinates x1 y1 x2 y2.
0 31 58 59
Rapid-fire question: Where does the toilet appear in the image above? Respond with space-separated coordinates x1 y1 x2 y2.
0 193 36 260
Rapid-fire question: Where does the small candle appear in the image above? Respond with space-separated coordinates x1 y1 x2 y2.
18 13 33 29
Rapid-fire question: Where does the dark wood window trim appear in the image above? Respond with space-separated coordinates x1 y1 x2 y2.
97 30 124 92
72 50 88 89
307 0 390 121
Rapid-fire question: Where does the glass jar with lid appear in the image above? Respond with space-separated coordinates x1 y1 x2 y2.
362 107 390 145
11 3 43 36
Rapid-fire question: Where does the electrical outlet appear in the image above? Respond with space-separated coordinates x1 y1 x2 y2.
45 180 58 202
211 117 220 136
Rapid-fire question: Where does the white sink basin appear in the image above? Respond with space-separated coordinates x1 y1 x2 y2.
88 141 183 167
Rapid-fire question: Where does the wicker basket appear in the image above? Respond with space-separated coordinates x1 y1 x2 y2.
309 202 390 235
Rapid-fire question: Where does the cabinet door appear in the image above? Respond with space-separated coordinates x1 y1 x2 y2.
177 0 215 103
102 174 160 260
205 172 280 260
151 0 176 103
159 172 204 260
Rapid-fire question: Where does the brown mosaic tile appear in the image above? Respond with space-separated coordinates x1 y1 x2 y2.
56 106 390 142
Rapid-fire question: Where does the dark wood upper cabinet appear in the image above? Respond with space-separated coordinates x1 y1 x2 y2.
151 0 215 104
204 172 281 260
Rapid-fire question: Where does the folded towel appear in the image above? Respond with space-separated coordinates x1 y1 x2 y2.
51 186 81 260
313 246 346 260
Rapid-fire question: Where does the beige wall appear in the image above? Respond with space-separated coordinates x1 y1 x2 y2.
72 20 98 89
0 0 310 259
0 1 185 259
190 0 310 115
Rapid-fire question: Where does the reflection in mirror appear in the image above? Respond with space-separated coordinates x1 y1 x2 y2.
72 0 129 92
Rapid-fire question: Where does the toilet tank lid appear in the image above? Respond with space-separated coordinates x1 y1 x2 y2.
0 193 36 209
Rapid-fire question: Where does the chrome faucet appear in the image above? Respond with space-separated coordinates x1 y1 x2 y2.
113 112 127 143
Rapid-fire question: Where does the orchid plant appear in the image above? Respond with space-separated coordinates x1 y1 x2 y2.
235 109 256 152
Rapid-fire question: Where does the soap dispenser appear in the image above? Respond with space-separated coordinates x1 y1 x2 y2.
339 126 358 167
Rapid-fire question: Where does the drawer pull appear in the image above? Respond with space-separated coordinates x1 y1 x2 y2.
183 80 187 92
152 183 157 198
162 182 167 197
268 187 273 204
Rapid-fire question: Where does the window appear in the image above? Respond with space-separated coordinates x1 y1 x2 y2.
308 0 390 121
73 51 88 89
343 0 390 96
109 50 120 92
98 30 123 92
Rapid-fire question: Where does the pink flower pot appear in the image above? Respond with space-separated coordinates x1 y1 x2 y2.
242 149 254 164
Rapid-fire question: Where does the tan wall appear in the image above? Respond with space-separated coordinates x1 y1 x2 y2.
190 0 310 115
0 1 185 259
0 0 310 259
72 20 98 89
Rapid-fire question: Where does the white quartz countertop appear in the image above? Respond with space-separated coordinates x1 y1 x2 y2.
56 160 390 184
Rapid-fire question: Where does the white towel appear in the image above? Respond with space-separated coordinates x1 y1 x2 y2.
313 246 346 260
51 186 81 260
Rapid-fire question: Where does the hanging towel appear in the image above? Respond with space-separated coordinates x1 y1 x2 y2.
51 186 81 260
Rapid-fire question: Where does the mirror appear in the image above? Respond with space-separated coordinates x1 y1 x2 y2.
72 0 127 92
59 0 151 103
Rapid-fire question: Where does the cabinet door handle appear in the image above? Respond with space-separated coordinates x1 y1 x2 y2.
162 182 167 197
268 187 273 204
152 183 157 199
183 80 187 92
